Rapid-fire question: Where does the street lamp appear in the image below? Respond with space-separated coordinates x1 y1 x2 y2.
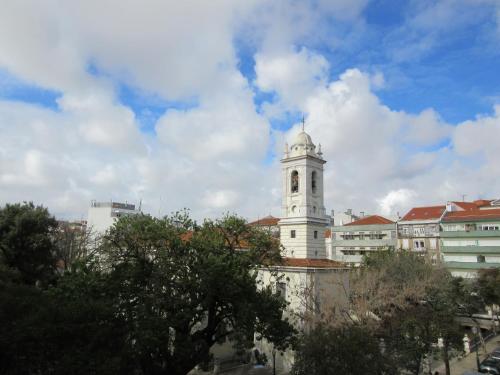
472 327 480 371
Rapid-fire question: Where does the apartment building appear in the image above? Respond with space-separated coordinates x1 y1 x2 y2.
397 205 446 263
329 215 397 265
441 199 500 278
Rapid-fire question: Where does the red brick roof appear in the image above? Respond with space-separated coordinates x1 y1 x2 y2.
281 257 346 268
401 206 446 221
443 208 500 222
248 215 279 226
345 215 394 226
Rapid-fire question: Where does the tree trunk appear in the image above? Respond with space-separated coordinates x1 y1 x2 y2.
443 339 451 375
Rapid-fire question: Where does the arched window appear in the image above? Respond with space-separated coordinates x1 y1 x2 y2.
311 171 317 193
291 170 299 193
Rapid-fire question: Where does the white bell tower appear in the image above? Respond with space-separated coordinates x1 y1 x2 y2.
279 122 328 259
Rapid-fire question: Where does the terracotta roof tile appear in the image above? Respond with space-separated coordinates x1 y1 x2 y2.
345 215 394 226
401 206 446 221
473 199 492 208
280 257 346 268
452 201 479 211
249 215 280 226
443 208 500 222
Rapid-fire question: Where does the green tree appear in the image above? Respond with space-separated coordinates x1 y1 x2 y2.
0 202 58 286
97 212 295 375
477 268 500 330
292 324 393 375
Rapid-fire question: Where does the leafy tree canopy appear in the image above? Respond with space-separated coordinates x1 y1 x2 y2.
0 202 58 285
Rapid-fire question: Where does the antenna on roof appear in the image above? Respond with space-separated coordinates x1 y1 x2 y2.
462 194 467 202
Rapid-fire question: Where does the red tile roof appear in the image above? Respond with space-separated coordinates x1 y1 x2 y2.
452 201 479 211
473 199 492 208
249 215 279 226
443 208 500 222
345 215 394 226
401 206 446 221
280 257 346 268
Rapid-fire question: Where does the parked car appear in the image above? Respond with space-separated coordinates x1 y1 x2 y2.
479 357 500 374
489 347 500 361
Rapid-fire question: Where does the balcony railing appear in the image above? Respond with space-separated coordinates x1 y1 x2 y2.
441 230 500 238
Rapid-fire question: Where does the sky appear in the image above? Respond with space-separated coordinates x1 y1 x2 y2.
1 0 500 221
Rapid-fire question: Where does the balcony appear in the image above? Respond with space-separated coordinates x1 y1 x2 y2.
331 239 396 247
441 246 500 254
441 230 500 238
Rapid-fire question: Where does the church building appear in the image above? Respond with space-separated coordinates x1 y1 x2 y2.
255 126 349 373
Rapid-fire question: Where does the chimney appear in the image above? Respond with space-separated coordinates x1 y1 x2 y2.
360 211 365 217
346 208 352 215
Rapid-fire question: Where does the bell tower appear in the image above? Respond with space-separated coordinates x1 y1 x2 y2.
279 123 328 259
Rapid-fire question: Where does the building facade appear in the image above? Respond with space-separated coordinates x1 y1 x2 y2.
87 201 141 234
255 128 348 373
397 205 446 263
329 215 397 265
441 200 500 278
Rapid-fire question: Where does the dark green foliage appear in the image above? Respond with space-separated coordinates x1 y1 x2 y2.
0 202 58 285
0 207 294 375
98 212 295 374
292 324 392 375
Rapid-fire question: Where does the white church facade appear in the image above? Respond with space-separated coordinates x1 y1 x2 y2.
255 127 349 373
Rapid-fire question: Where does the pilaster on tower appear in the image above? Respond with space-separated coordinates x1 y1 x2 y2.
279 128 328 259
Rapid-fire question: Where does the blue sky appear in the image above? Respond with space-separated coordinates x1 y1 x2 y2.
0 0 499 219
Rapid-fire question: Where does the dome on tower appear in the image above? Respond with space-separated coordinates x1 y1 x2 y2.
288 129 322 158
294 131 314 146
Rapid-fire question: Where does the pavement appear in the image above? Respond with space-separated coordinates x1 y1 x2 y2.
433 335 500 375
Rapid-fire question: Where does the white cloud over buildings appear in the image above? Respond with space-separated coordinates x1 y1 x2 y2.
0 0 499 220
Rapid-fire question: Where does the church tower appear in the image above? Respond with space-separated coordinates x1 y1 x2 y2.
279 125 328 259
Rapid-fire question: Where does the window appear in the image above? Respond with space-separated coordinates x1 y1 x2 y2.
343 232 354 240
291 170 299 193
314 230 318 239
413 240 425 250
477 255 486 263
482 224 499 231
311 171 317 193
276 282 286 298
359 232 365 240
291 230 296 238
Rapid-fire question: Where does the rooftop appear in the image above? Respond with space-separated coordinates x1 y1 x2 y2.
248 215 279 226
443 208 500 222
401 206 446 221
345 215 394 226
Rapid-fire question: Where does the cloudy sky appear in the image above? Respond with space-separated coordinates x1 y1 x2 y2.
1 0 500 221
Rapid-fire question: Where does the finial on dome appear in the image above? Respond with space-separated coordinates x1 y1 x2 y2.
301 115 305 132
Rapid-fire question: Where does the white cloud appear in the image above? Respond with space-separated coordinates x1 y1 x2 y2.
377 189 417 217
255 47 329 112
0 0 499 224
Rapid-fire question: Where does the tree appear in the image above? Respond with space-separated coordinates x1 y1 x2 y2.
0 202 58 286
291 324 393 375
477 268 500 330
96 212 295 375
309 251 464 375
54 221 97 271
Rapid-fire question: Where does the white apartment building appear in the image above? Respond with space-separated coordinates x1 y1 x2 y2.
87 201 141 234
